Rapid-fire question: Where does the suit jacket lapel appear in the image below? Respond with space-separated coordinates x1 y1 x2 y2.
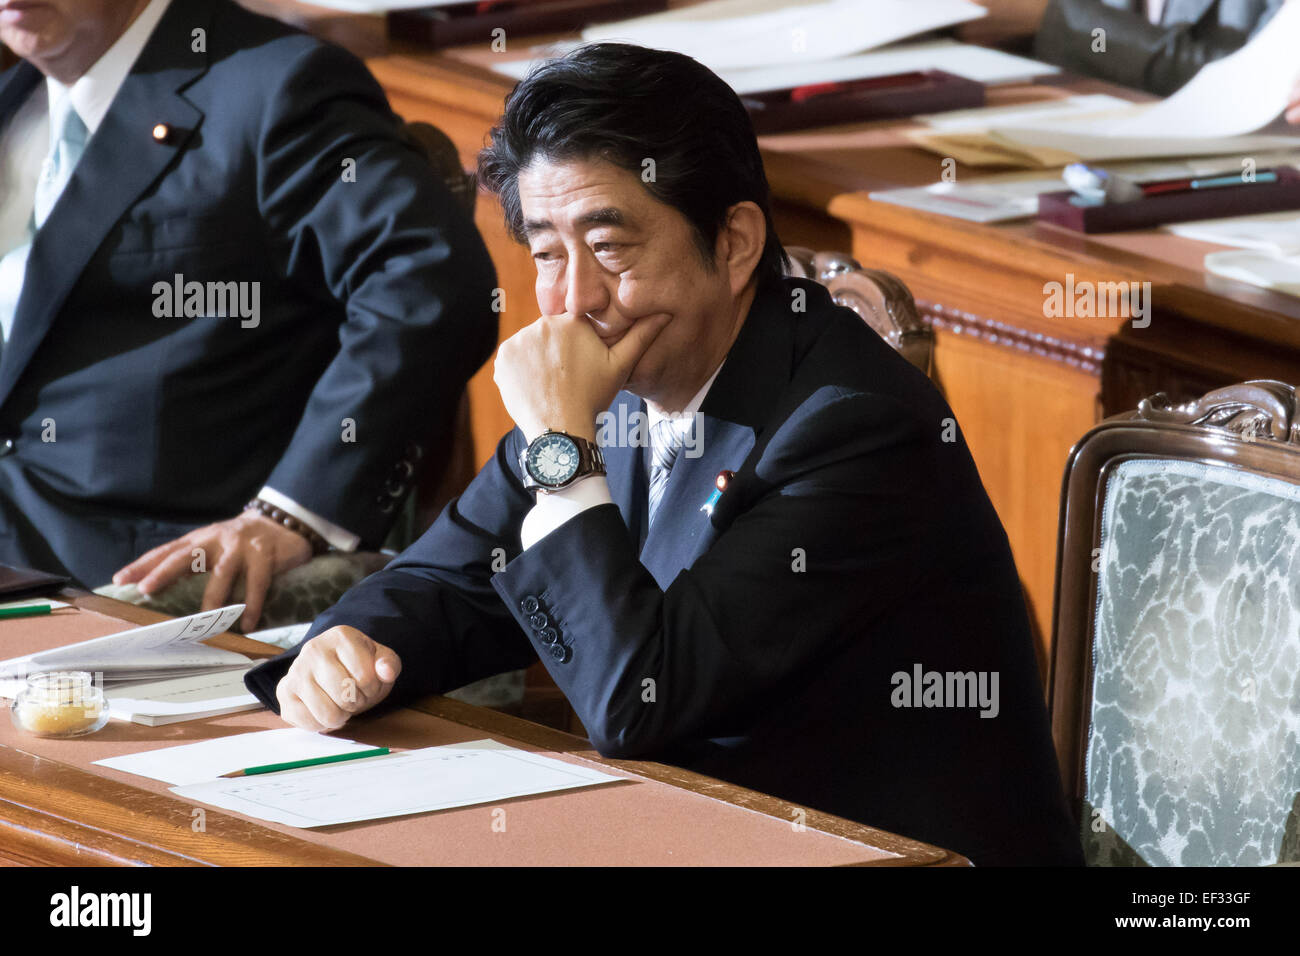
637 281 796 589
0 61 42 132
0 0 214 409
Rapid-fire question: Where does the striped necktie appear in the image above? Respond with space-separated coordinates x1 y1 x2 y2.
647 417 687 529
0 93 89 350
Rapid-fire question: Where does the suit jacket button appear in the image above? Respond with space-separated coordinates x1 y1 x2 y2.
537 626 558 645
520 596 539 615
549 643 570 663
528 612 548 630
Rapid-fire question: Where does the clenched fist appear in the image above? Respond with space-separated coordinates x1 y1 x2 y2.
275 626 401 732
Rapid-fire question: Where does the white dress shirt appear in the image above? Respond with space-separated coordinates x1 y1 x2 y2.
0 0 359 552
519 361 725 550
1146 0 1166 24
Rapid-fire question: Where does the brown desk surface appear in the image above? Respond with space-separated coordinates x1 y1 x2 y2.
0 594 966 866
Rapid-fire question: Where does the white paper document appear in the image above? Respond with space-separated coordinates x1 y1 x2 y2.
916 94 1134 132
986 0 1300 161
246 621 312 650
492 37 1054 96
94 728 379 785
872 150 1300 223
721 39 1055 93
583 0 986 73
0 605 249 696
1167 211 1300 256
1204 249 1300 298
104 668 261 726
870 176 1057 222
170 738 623 828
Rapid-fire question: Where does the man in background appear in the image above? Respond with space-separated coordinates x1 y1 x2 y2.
0 0 497 630
968 0 1293 97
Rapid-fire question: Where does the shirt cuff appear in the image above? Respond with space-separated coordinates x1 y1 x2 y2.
258 486 360 553
519 475 614 550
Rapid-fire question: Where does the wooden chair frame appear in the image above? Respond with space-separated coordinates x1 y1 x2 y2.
784 246 934 376
1048 379 1300 814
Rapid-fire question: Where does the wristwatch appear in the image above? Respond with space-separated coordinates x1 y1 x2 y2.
519 430 606 493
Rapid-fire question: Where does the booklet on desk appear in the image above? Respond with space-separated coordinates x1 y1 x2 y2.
103 668 260 726
910 0 1300 167
0 604 250 699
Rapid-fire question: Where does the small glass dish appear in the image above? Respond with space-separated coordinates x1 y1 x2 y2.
10 671 109 738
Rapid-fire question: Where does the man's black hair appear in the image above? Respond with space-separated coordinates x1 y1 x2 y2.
478 42 788 285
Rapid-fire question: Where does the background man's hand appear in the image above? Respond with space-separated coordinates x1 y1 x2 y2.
1287 74 1300 125
493 311 671 442
112 511 312 631
275 626 401 732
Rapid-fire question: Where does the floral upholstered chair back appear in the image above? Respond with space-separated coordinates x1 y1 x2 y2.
1050 380 1300 866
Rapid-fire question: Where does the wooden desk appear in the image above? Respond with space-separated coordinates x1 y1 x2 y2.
239 2 1300 674
0 593 966 866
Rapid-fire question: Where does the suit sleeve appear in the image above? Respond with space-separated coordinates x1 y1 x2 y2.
254 40 498 546
489 389 969 758
244 429 539 711
1034 0 1270 96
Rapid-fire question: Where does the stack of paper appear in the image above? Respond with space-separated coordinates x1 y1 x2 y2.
1179 211 1300 298
491 37 1058 91
582 0 987 73
0 605 258 723
1167 211 1300 256
872 149 1300 223
909 1 1300 166
1203 249 1300 297
103 669 259 726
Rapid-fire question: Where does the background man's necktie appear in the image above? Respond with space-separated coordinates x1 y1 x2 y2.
0 94 89 351
647 417 687 528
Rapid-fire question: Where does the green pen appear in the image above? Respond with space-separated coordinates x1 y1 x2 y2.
0 604 54 620
220 747 392 778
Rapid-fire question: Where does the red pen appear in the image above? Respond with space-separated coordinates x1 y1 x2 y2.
789 72 932 104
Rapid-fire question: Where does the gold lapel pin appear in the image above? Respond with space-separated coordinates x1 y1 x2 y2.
151 123 171 143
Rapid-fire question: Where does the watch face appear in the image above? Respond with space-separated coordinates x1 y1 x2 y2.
526 432 581 487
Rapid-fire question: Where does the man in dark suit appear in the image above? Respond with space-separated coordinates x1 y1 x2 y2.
0 0 497 629
971 0 1291 96
245 43 1083 866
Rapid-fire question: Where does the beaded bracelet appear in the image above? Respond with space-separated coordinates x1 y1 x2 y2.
243 498 330 556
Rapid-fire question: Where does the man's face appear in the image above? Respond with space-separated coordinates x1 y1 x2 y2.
1 1 143 79
518 156 739 407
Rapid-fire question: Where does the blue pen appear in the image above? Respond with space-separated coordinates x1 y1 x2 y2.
1189 171 1279 189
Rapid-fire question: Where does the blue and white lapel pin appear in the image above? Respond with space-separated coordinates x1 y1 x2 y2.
701 470 735 516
